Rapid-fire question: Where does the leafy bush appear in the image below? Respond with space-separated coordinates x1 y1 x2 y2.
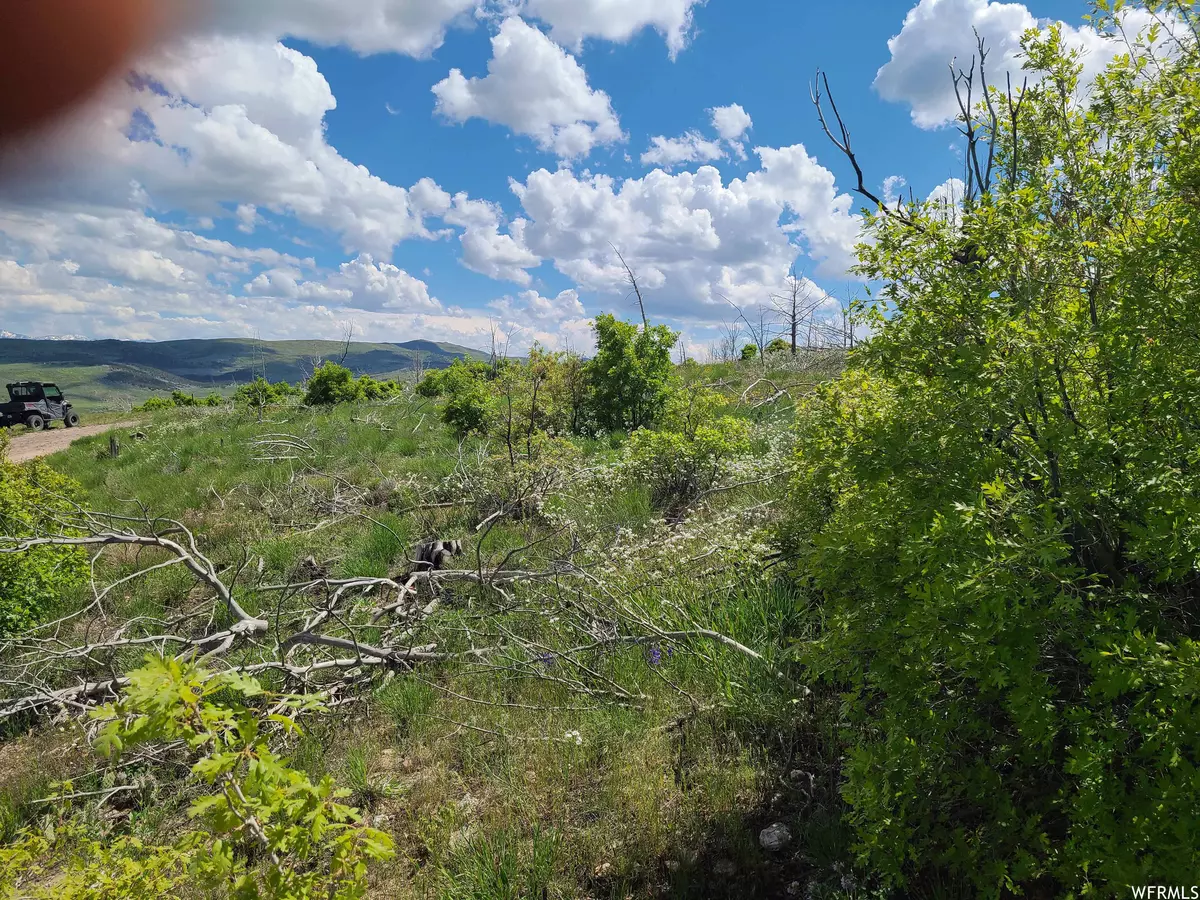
544 348 590 434
418 358 494 437
740 344 758 361
421 350 595 442
765 337 790 354
457 433 583 522
784 15 1200 894
0 434 87 635
303 364 404 407
358 374 403 402
133 396 175 412
586 314 678 432
133 391 223 412
416 359 493 400
304 362 365 406
417 322 674 441
1 819 194 899
0 656 394 899
627 387 751 519
174 390 222 408
232 376 301 409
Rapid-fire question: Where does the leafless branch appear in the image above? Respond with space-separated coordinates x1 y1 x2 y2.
610 244 650 329
336 321 355 366
811 70 887 212
2 482 781 725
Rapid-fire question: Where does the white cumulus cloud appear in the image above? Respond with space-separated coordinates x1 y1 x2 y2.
433 17 624 159
641 133 725 168
443 194 542 285
201 0 706 58
247 254 442 314
641 103 753 168
490 287 586 323
710 103 752 141
1 37 452 258
508 144 861 323
520 0 706 57
320 254 443 312
200 0 480 58
874 0 1163 128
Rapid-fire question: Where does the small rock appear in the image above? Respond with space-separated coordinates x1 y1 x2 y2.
371 814 392 828
594 862 613 877
713 859 736 876
759 822 792 852
448 826 476 851
786 881 802 897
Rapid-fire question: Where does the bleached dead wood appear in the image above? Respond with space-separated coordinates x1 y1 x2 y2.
1 499 779 722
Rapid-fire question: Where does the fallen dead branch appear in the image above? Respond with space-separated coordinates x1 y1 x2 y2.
1 497 782 723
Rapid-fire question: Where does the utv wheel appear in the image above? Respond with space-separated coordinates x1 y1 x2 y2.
26 415 45 432
65 412 80 428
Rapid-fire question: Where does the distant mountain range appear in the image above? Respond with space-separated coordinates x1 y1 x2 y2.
0 337 488 412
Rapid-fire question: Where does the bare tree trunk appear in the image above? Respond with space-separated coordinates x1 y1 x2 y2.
337 321 355 366
772 266 819 357
611 244 649 329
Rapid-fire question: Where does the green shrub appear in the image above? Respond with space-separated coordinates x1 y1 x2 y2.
627 387 751 518
170 390 222 408
133 396 175 412
358 375 403 401
232 376 301 409
419 330 670 442
452 433 582 523
0 434 87 635
784 16 1200 894
304 362 365 406
766 338 790 354
133 391 224 412
422 350 594 443
545 348 590 434
740 344 758 361
418 358 494 437
0 656 394 899
1 820 194 899
416 359 492 399
303 365 403 407
586 314 678 432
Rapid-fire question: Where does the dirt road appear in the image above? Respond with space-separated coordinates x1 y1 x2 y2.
5 422 138 464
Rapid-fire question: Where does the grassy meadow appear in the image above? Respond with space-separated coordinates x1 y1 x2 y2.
0 353 862 900
6 10 1200 895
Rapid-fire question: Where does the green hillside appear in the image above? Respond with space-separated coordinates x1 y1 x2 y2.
0 338 488 412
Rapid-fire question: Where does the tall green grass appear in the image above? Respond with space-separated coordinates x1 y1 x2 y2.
6 359 864 899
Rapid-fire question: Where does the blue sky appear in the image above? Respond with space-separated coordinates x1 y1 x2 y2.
0 0 1121 354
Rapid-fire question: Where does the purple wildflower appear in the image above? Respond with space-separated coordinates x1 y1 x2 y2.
646 645 663 667
537 652 556 668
